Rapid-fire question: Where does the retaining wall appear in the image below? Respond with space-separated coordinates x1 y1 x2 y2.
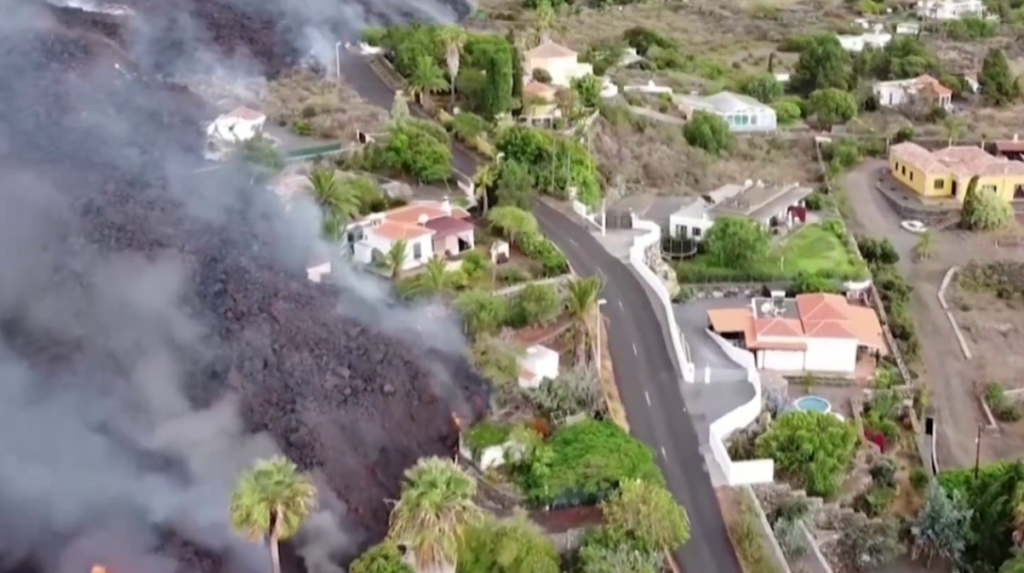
629 215 773 485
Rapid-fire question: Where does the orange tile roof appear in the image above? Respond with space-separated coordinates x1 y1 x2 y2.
523 81 557 98
706 294 888 354
357 200 471 243
370 219 433 241
911 74 952 97
890 142 1024 178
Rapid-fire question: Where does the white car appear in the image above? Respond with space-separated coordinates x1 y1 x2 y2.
901 220 927 234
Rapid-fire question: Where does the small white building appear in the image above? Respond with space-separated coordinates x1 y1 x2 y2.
523 40 593 88
873 74 953 110
895 22 921 35
674 91 778 133
836 32 892 52
521 81 560 125
206 107 266 143
669 180 813 240
916 0 989 20
348 199 474 272
518 344 560 389
306 246 332 283
706 292 888 374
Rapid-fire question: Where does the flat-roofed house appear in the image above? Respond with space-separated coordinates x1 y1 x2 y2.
668 180 814 240
889 142 1024 202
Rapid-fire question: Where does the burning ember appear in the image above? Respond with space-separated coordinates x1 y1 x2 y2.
450 412 462 432
92 565 107 573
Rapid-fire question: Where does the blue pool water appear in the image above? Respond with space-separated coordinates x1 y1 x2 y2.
794 396 832 414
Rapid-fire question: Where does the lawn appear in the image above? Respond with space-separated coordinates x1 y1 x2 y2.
676 221 869 283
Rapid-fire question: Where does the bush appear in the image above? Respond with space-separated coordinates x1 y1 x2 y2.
510 283 562 327
461 251 490 278
803 191 826 211
985 382 1021 422
683 112 733 155
531 68 552 83
518 232 570 277
857 237 900 266
910 468 930 491
870 458 898 489
464 421 513 459
773 100 803 124
498 266 530 284
778 35 815 52
454 290 510 337
512 419 664 508
853 484 897 517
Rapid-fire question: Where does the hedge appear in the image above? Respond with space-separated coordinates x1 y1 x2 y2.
518 232 570 277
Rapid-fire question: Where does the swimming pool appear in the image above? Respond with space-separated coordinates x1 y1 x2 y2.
794 395 832 414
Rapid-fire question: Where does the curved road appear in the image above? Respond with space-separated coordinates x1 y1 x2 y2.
341 53 741 573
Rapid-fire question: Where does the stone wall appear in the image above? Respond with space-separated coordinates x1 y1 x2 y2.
643 239 680 297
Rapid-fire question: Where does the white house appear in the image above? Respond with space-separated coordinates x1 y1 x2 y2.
348 199 474 271
518 344 560 389
669 180 813 240
523 40 593 87
873 74 953 110
206 107 266 143
836 32 892 52
673 91 778 133
916 0 989 20
706 292 888 374
895 22 921 35
306 247 332 283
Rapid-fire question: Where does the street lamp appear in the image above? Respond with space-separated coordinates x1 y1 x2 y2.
334 42 345 83
595 299 608 375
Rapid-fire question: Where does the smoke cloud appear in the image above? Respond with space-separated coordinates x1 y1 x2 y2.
0 2 484 573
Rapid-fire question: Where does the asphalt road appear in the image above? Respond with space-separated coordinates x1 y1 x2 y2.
342 53 742 573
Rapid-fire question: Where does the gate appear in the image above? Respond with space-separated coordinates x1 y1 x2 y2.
604 210 633 230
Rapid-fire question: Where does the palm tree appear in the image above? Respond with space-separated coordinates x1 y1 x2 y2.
943 116 965 147
472 163 499 215
564 277 603 367
388 457 483 573
382 240 409 280
406 256 449 298
914 230 933 261
406 55 448 105
534 1 556 44
230 456 318 573
438 26 466 110
308 168 361 240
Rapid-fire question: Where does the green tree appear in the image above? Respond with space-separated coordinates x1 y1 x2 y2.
470 334 521 391
914 230 933 261
792 35 852 93
473 162 499 215
406 55 448 103
388 457 483 573
374 120 453 183
511 283 562 327
238 134 284 170
482 43 515 118
834 516 903 572
772 100 803 124
755 411 858 497
911 481 972 568
438 26 466 108
578 539 662 573
487 206 539 244
457 512 560 573
308 168 361 240
404 257 450 298
533 1 556 41
350 543 415 573
571 75 602 108
229 457 317 573
507 30 524 107
495 160 537 209
454 289 509 337
962 175 1013 231
879 36 939 80
808 88 857 128
602 479 690 555
739 74 783 103
1002 554 1024 573
703 217 770 271
391 91 411 123
554 87 579 120
683 112 733 155
381 240 409 280
565 276 603 367
980 48 1020 106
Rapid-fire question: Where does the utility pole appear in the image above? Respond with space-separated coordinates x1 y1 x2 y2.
974 423 983 480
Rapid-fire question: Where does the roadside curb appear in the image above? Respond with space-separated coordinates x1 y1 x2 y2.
937 265 972 360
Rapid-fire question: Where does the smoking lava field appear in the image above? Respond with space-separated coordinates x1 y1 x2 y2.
0 1 481 573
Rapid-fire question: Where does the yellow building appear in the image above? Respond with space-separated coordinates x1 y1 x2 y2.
888 142 1024 203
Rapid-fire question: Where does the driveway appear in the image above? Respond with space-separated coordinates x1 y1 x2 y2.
344 53 743 573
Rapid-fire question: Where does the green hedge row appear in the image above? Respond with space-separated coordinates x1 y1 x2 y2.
518 232 570 278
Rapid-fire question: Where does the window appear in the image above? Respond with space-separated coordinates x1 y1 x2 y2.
934 179 944 189
693 227 702 237
982 184 997 193
750 114 758 125
910 171 914 181
894 161 900 171
901 165 906 176
412 242 422 260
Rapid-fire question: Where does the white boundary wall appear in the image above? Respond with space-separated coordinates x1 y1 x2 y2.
572 200 604 232
628 215 773 485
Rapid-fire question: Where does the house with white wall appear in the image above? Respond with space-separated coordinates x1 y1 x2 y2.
523 40 593 87
674 91 777 133
206 107 266 143
521 81 560 125
916 0 989 20
348 199 474 271
669 180 814 240
706 292 887 374
836 32 892 52
874 74 953 110
518 344 560 389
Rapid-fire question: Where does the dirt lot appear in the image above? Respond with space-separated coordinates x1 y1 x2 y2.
842 160 1024 468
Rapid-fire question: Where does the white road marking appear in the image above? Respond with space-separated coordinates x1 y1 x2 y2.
568 238 578 246
618 300 624 310
661 446 668 459
645 391 651 406
632 343 638 356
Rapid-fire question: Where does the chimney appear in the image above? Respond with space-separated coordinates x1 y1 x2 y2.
441 196 452 216
1014 134 1019 142
417 214 429 226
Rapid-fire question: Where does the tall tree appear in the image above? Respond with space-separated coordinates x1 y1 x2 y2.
457 512 560 573
702 217 770 272
438 26 466 109
308 168 361 240
911 481 972 568
564 277 603 367
808 88 857 128
388 457 483 573
486 205 539 245
406 55 448 104
494 160 537 210
382 239 409 280
229 457 318 573
472 163 499 215
792 35 852 93
405 256 450 298
533 1 556 44
601 479 691 555
755 411 858 497
962 175 1013 231
980 48 1020 106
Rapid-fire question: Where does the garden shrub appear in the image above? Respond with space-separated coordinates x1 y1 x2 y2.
910 468 930 491
518 232 570 277
853 484 897 517
984 382 1021 422
464 422 512 459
